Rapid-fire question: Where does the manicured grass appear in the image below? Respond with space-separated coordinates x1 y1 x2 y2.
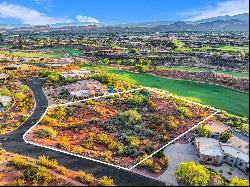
160 66 249 78
81 66 249 116
52 48 82 55
172 39 249 53
217 46 249 52
1 51 62 58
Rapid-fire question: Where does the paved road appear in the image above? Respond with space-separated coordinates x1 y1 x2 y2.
0 78 165 186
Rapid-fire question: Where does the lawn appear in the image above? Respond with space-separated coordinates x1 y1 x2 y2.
80 66 249 116
159 66 249 78
0 50 62 58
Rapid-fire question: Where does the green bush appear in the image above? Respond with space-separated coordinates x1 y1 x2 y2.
98 176 115 186
36 155 58 169
176 107 193 119
78 170 95 184
9 156 29 170
197 126 211 137
220 131 232 143
118 109 141 125
165 116 179 131
229 176 249 186
37 127 57 139
175 161 210 186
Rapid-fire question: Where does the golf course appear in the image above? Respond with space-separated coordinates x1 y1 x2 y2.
159 66 249 78
81 66 249 117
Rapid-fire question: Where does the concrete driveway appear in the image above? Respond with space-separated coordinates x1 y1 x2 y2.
157 143 199 186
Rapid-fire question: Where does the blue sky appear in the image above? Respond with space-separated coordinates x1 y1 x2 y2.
0 0 249 25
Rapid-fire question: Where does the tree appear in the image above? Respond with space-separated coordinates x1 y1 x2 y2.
175 161 210 186
229 177 249 186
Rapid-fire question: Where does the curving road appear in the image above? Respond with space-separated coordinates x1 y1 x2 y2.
0 78 165 186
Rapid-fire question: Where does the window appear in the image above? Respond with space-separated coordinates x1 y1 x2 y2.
207 157 212 162
239 162 243 167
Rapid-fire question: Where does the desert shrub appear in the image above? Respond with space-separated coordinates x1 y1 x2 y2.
165 116 179 130
103 151 112 162
15 92 26 101
150 163 161 173
51 107 67 120
176 107 193 119
220 131 232 143
78 170 95 184
228 176 249 186
32 166 54 186
122 145 139 157
98 176 115 186
144 144 154 154
143 129 154 137
12 178 26 186
107 140 123 152
85 100 95 105
82 137 94 149
102 122 115 132
127 94 145 108
97 133 111 145
139 89 151 97
57 166 67 175
36 155 58 169
42 116 58 126
37 127 57 139
197 126 211 137
147 100 157 111
22 165 38 181
9 156 29 169
159 157 169 167
241 124 249 134
118 109 141 125
175 161 210 186
57 136 69 150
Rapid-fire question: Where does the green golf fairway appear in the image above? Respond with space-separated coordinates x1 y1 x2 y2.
81 66 249 117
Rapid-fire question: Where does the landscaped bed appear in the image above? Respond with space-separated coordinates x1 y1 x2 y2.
0 80 35 134
26 89 215 169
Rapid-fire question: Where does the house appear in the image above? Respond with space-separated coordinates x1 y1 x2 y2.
65 80 107 98
195 137 224 166
220 144 249 172
0 96 12 108
195 136 249 173
62 70 90 79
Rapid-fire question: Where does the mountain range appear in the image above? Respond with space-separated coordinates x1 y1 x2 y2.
0 13 249 31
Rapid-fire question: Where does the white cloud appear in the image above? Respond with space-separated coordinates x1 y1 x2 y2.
76 15 99 23
186 0 249 21
0 2 72 25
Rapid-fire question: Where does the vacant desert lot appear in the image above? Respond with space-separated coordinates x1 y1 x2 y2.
26 89 215 169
